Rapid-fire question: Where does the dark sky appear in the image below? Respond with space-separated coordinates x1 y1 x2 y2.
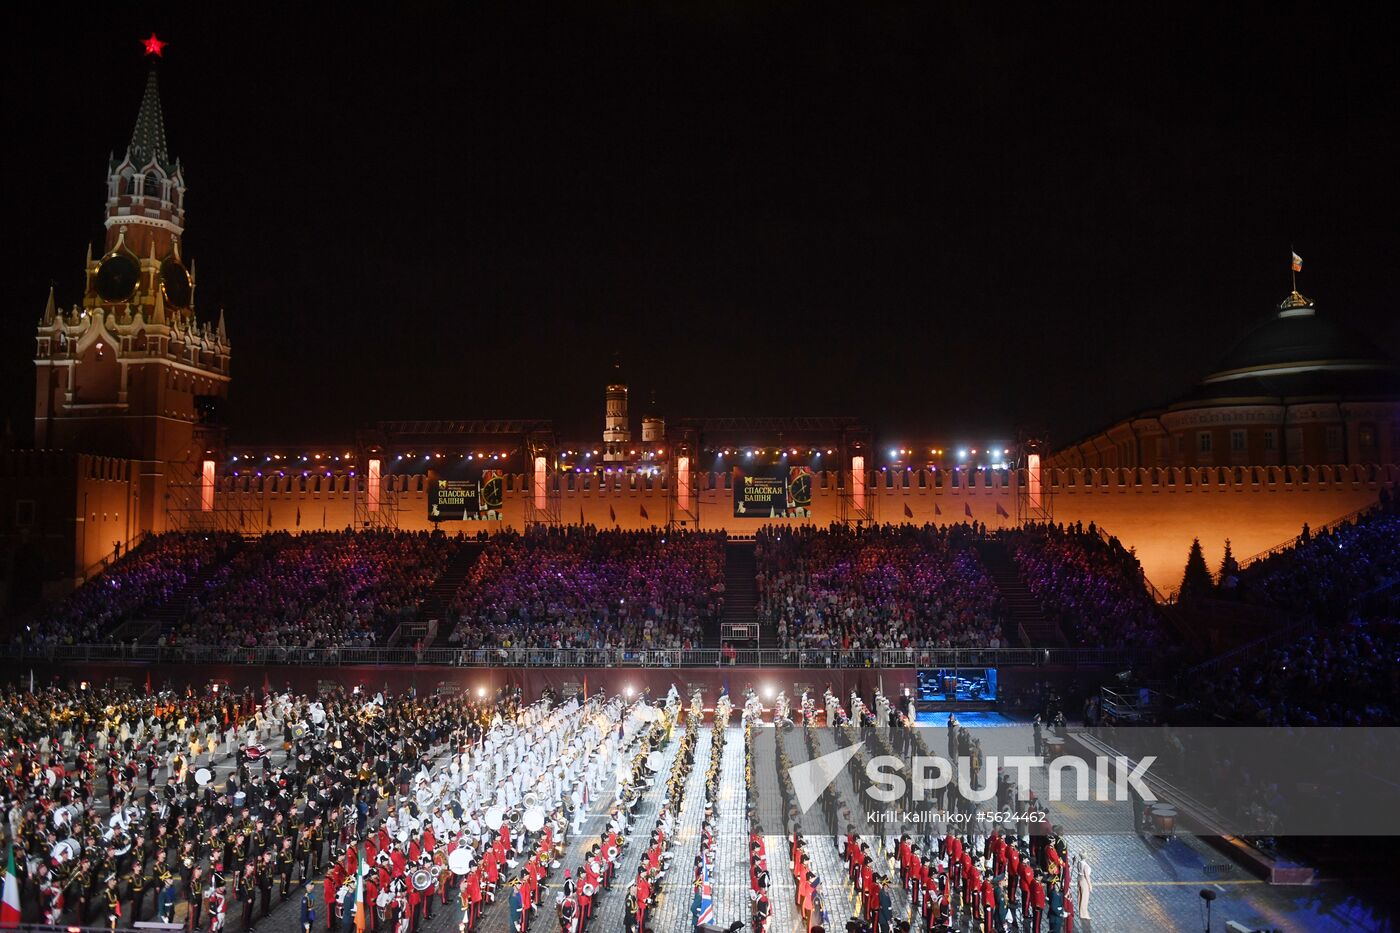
5 2 1399 448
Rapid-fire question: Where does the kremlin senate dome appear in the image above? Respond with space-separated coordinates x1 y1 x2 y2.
1195 290 1400 400
1053 287 1400 470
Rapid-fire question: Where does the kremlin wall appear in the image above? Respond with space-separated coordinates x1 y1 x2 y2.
3 446 1393 607
196 461 1400 594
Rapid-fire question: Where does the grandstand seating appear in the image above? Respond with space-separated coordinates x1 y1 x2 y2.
445 527 726 650
755 523 1006 651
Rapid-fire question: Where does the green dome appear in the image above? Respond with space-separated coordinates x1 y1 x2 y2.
1197 292 1399 396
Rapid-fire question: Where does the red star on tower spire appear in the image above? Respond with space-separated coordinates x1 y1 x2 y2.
142 33 167 57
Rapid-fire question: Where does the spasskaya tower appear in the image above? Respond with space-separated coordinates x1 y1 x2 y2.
32 37 231 535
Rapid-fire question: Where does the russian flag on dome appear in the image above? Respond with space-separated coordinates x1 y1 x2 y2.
1291 251 1303 272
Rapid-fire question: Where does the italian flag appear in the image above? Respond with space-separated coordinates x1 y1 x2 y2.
1 843 20 928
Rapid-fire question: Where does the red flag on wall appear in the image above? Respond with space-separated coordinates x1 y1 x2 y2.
903 503 914 519
964 502 973 518
995 502 1009 518
609 505 617 523
579 506 585 525
295 507 301 527
640 504 650 520
934 503 942 516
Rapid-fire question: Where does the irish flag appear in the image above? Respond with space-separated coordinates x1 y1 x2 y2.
1 843 20 928
353 848 367 933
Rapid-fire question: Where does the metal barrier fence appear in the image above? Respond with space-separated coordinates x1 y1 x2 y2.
1 643 1134 669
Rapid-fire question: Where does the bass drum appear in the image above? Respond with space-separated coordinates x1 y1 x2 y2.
50 838 81 864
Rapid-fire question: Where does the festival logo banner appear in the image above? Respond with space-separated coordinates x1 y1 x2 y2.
429 469 505 521
734 465 814 518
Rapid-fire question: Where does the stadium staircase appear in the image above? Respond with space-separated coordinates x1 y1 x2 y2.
143 561 226 641
975 540 1066 648
148 572 210 627
715 540 759 648
425 541 483 647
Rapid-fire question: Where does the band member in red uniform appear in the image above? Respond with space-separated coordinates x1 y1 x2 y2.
1020 857 1034 917
1031 872 1047 933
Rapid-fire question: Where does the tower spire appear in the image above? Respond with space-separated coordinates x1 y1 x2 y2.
128 66 169 167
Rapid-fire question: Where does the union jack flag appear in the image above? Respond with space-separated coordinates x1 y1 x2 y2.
696 857 715 927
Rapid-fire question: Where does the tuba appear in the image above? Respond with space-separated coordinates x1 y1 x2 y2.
410 868 433 892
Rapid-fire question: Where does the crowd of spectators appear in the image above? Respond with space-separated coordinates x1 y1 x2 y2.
755 523 1005 650
1190 620 1399 726
446 526 725 650
1183 498 1400 726
1225 504 1400 621
20 533 241 647
1001 522 1167 650
166 531 458 649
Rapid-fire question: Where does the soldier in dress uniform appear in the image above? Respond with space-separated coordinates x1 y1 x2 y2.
301 882 318 933
507 878 524 933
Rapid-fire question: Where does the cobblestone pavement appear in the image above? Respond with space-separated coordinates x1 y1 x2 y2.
649 729 715 930
709 719 753 928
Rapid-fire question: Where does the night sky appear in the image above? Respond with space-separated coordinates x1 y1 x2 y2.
5 2 1399 448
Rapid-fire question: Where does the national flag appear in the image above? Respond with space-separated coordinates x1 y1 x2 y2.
296 507 301 527
695 857 715 927
934 503 942 516
145 672 152 695
267 508 273 526
579 506 585 526
995 502 1009 518
640 504 650 520
1291 251 1303 273
353 848 367 933
609 505 617 523
964 502 973 518
1 843 21 928
903 503 914 519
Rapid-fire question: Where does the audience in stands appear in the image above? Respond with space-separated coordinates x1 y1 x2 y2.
446 526 725 650
1226 505 1400 622
22 533 240 647
1192 620 1398 726
169 531 456 649
755 523 1005 651
1001 522 1166 650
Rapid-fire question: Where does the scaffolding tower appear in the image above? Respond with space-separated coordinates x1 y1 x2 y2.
1014 434 1054 525
666 425 701 530
353 430 401 531
523 427 562 527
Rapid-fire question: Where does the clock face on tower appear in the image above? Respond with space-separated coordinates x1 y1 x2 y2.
95 253 140 301
160 258 192 308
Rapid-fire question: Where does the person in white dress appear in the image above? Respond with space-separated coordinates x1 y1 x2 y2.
1076 856 1093 920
